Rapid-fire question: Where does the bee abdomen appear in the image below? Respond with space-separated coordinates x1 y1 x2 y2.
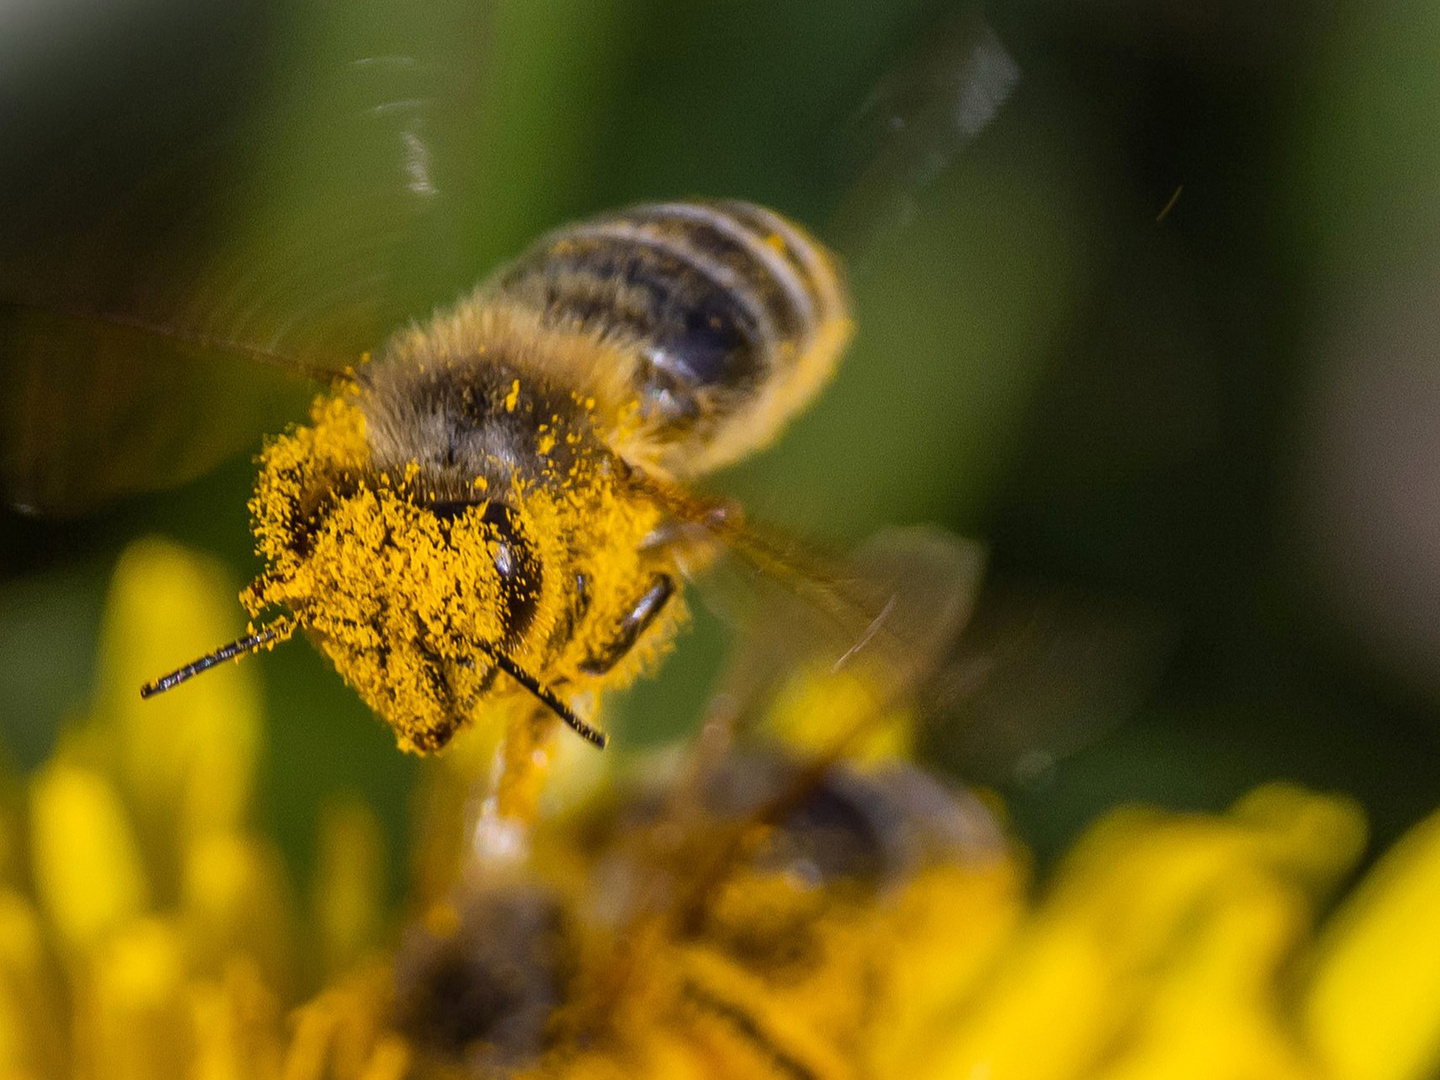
494 200 851 476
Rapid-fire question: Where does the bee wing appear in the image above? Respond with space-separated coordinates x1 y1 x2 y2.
670 518 1168 856
0 306 316 516
639 460 1165 789
0 7 493 515
667 507 986 758
581 513 987 950
921 581 1172 788
825 7 1022 260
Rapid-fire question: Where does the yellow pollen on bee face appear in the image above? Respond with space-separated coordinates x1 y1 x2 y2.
245 388 687 753
505 380 521 412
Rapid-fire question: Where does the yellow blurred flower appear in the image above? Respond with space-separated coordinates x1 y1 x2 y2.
308 743 1440 1080
7 536 1440 1080
0 538 388 1080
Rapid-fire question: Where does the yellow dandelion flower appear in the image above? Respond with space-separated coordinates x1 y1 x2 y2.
293 760 1440 1080
30 761 150 954
1304 806 1440 1080
4 538 388 1080
11 536 1440 1080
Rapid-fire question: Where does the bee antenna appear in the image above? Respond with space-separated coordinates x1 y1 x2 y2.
140 617 297 699
476 641 608 749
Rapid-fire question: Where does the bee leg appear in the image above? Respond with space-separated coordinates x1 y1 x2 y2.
638 492 743 552
579 574 675 675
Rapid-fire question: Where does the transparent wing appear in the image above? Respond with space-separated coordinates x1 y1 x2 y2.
921 580 1172 788
633 472 985 763
0 306 313 515
568 514 993 960
0 2 493 514
666 505 1166 810
701 523 987 745
825 6 1022 260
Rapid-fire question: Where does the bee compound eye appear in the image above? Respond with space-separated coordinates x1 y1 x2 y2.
476 502 542 644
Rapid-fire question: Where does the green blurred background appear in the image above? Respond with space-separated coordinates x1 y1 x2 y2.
3 0 1440 901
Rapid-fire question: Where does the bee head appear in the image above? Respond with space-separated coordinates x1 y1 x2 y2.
224 389 668 752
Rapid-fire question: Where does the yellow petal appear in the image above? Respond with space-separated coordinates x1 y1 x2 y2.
0 890 62 1077
1047 785 1363 965
913 920 1116 1080
78 917 190 1080
188 958 285 1080
181 832 296 995
281 961 393 1080
356 1034 410 1080
30 761 148 953
1304 805 1440 1080
1094 881 1320 1080
97 538 262 866
873 863 1025 1073
1231 782 1368 896
313 798 385 979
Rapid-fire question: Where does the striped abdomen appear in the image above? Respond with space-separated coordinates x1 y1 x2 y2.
492 200 852 478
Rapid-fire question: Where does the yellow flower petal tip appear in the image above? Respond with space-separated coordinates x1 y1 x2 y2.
101 537 263 848
314 797 386 978
1305 805 1440 1080
30 762 148 953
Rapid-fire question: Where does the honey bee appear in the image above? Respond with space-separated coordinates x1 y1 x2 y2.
127 200 856 818
3 6 1028 826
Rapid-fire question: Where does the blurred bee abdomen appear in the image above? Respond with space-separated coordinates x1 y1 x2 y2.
493 200 852 477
